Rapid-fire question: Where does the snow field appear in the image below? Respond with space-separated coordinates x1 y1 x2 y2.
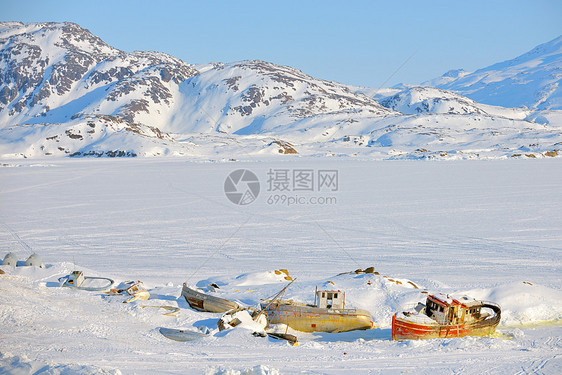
0 158 561 374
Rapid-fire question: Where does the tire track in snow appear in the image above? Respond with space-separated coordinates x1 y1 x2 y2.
1 221 33 254
515 354 560 375
0 164 113 195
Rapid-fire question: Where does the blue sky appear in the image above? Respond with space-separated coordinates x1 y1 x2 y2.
2 0 561 88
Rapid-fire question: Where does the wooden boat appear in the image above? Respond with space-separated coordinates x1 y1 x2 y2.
392 293 501 340
262 289 374 333
181 283 240 313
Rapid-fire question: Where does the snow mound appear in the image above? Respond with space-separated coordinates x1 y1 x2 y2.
233 270 292 286
463 282 562 325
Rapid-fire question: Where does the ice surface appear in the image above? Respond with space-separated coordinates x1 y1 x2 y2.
1 158 561 374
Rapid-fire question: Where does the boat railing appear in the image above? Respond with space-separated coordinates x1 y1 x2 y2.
332 308 364 315
269 303 368 316
482 301 501 309
481 301 501 316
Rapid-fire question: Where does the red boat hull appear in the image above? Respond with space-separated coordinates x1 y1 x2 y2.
392 311 500 340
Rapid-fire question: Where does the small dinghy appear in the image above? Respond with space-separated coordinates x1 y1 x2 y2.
159 326 210 342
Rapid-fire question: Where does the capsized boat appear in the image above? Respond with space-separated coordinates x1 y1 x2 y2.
159 326 210 342
2 252 17 266
24 253 44 268
262 288 374 333
1 252 45 267
181 283 240 313
392 293 501 340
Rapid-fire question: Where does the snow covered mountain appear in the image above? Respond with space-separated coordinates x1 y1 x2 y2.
372 85 535 121
424 35 562 110
379 86 497 116
0 22 196 127
0 22 561 159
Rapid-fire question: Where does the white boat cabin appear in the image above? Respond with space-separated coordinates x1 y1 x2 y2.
426 294 483 325
66 271 85 287
315 289 345 309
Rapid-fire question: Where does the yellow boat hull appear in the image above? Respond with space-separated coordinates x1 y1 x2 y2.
263 302 374 333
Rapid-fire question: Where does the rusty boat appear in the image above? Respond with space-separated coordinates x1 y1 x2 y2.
392 293 501 340
181 283 240 313
262 288 374 333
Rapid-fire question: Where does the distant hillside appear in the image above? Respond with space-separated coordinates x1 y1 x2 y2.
423 35 562 110
0 22 561 160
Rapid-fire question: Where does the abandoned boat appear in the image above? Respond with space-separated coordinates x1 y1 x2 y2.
1 252 44 267
262 288 374 333
392 293 501 340
159 326 210 342
181 283 240 313
59 270 114 291
1 252 17 266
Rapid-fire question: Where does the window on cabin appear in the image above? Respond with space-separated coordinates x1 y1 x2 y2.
322 292 325 298
334 293 338 298
439 306 444 312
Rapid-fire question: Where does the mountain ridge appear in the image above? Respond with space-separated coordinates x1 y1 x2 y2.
0 22 561 160
423 35 562 110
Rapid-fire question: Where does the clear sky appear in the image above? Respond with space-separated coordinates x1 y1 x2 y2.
1 0 561 88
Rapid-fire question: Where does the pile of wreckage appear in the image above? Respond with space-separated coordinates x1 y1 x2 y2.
2 253 502 344
179 267 501 344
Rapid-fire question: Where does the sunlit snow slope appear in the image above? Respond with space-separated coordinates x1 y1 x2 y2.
1 22 561 159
